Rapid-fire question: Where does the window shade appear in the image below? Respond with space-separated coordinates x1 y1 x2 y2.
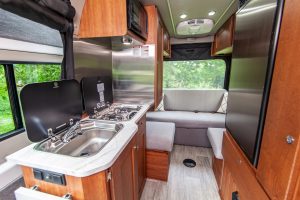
0 8 62 47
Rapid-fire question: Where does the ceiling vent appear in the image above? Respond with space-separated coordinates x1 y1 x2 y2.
176 19 214 36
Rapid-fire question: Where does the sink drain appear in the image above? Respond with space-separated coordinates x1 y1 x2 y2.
183 159 196 168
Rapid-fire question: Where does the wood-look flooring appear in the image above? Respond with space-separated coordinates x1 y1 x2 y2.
141 145 220 200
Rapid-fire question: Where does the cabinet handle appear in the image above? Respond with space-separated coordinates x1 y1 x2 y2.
286 135 295 144
62 194 72 200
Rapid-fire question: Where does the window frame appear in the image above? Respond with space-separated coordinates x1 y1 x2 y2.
0 62 61 141
163 58 229 90
164 43 232 90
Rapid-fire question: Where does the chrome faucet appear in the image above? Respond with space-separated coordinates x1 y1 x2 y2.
62 121 81 143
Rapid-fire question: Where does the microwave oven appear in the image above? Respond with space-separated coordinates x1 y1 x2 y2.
127 0 148 40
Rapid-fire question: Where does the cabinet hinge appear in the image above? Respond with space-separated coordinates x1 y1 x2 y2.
107 171 112 182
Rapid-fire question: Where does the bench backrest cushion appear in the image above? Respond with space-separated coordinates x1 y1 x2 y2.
163 89 226 112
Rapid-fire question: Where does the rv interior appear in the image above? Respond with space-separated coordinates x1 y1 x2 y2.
0 0 299 199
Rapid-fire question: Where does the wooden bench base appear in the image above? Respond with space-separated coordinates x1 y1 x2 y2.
212 156 223 188
146 150 170 181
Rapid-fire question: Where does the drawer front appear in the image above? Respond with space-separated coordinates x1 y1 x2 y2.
222 132 269 200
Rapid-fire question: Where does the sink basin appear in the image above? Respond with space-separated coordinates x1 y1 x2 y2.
34 121 123 157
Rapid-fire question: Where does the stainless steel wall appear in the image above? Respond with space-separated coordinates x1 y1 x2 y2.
112 37 155 104
73 37 155 104
73 38 112 82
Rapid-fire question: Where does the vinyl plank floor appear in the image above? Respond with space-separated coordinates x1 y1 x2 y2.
0 178 24 200
141 145 220 200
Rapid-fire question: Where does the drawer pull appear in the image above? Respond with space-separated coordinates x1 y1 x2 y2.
286 135 295 144
62 193 72 199
232 191 240 200
30 185 39 191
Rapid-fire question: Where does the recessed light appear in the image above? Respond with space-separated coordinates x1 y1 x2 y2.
208 11 216 16
180 14 187 19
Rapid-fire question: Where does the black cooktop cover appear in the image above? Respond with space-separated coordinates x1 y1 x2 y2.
81 76 113 115
20 80 83 142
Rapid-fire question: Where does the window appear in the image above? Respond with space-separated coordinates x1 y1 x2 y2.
0 64 61 139
163 59 226 89
0 9 63 139
0 65 15 134
14 64 61 92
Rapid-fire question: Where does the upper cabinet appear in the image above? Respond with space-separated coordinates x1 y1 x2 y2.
163 27 171 57
79 0 148 42
211 15 235 56
145 5 167 108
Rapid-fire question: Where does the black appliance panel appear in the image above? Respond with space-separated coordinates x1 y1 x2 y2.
127 0 148 39
81 76 113 115
20 80 83 142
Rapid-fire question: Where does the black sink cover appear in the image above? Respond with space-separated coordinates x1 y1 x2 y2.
20 80 83 142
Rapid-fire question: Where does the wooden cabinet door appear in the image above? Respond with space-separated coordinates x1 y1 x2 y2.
110 137 136 200
222 133 269 199
155 21 164 108
132 115 146 199
145 6 165 108
220 164 238 200
137 115 146 196
211 15 235 56
256 1 300 199
163 28 171 57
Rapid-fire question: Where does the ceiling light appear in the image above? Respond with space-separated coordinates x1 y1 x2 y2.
208 11 216 16
180 14 187 19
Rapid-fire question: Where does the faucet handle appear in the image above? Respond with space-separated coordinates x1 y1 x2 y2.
69 118 74 126
47 128 53 136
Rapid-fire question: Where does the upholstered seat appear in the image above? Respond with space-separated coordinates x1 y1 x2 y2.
146 121 175 152
207 128 225 159
146 111 225 129
146 89 227 147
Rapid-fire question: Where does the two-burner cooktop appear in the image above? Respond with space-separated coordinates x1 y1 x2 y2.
91 104 142 121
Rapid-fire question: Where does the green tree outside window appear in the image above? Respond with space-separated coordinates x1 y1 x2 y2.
163 60 226 89
0 64 61 135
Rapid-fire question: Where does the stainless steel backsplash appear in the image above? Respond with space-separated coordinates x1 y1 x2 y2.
73 37 155 104
74 38 112 82
112 38 155 104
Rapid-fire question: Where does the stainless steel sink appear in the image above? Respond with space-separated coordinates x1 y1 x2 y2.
34 121 123 157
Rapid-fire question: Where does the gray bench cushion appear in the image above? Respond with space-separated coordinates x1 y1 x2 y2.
207 128 225 159
146 111 225 129
164 89 225 112
146 121 175 152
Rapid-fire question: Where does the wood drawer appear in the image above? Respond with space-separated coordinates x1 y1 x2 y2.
222 132 269 200
146 150 170 181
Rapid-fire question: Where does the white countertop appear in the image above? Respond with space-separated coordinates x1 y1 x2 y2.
6 104 151 177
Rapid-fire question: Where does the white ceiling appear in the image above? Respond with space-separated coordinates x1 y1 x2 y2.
141 0 239 38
